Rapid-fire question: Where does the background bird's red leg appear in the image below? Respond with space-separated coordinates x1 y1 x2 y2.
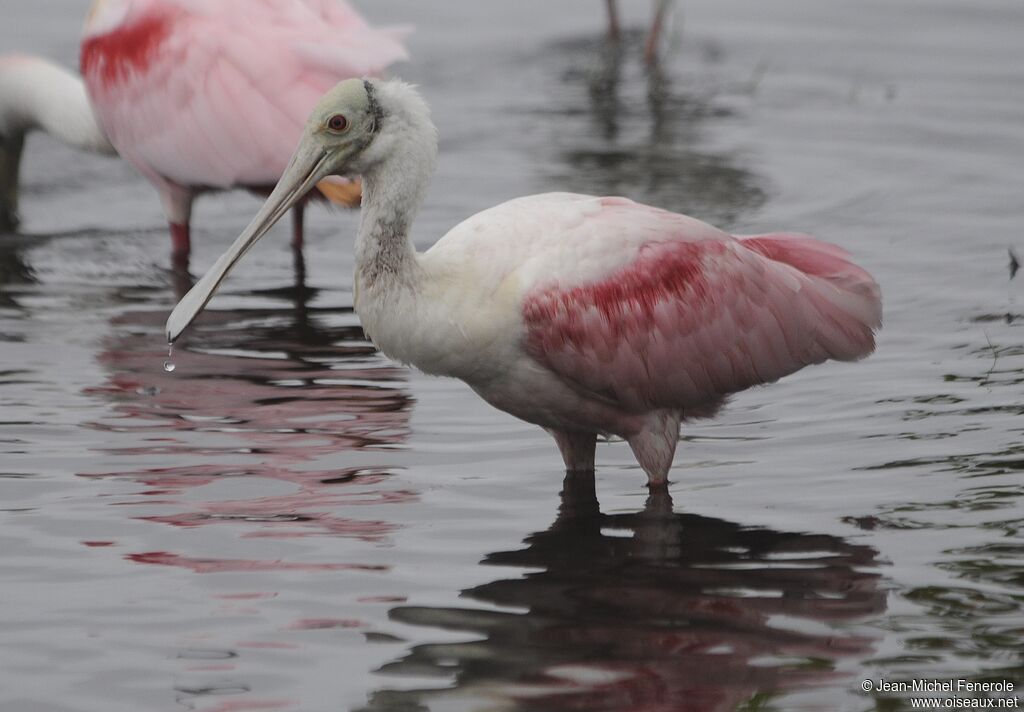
170 222 190 258
645 0 673 64
169 222 191 273
606 0 621 40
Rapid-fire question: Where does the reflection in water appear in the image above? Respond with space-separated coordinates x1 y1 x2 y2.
0 233 36 288
81 260 417 566
0 235 35 310
538 30 766 228
847 304 1024 682
361 472 885 712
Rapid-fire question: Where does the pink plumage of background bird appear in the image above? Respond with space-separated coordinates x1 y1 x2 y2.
166 80 883 487
80 0 408 260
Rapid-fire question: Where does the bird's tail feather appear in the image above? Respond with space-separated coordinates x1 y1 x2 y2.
740 232 882 362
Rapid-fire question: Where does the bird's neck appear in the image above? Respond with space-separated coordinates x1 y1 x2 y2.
0 56 113 154
354 129 436 294
0 56 115 230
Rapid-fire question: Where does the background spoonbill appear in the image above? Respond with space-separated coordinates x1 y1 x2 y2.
167 79 882 488
0 54 116 232
80 0 408 262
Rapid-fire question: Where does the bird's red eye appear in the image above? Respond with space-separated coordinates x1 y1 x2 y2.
327 114 349 132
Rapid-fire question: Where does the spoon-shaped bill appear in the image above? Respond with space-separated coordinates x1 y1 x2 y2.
165 144 329 343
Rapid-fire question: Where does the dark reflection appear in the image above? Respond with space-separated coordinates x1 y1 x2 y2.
0 234 36 309
82 261 417 564
361 472 885 712
0 222 306 312
0 233 36 282
0 227 199 311
537 30 766 228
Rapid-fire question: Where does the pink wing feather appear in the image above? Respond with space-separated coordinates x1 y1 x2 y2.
520 200 881 414
80 0 408 189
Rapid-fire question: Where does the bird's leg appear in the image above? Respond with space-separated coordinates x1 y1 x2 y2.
548 429 598 472
0 132 24 232
291 201 305 250
169 222 191 265
161 183 194 265
169 224 192 276
606 0 621 41
644 0 674 65
627 410 681 488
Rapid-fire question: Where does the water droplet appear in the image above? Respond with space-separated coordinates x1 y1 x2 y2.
163 343 176 372
163 361 176 373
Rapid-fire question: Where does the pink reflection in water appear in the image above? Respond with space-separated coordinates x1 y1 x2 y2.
199 700 297 712
82 304 418 570
235 641 301 650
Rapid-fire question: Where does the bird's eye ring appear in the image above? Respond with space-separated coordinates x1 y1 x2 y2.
327 114 349 132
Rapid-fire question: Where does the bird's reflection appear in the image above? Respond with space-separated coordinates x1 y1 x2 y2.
361 472 885 712
539 28 766 229
82 255 417 558
0 226 205 310
0 233 36 308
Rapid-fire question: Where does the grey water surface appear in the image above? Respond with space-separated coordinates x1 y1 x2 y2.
2 1 1022 711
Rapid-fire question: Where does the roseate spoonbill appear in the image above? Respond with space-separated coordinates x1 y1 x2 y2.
0 54 116 231
167 79 882 487
80 0 408 259
606 0 675 63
